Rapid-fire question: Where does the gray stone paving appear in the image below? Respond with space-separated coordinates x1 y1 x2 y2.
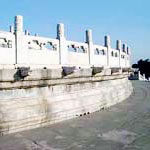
0 81 150 150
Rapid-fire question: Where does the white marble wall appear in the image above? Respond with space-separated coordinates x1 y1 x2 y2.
0 75 133 135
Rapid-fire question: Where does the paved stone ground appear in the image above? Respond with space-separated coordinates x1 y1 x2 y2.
0 81 150 150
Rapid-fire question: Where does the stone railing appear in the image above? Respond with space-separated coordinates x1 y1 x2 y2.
0 15 131 69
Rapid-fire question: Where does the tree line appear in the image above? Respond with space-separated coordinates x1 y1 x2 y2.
132 59 150 79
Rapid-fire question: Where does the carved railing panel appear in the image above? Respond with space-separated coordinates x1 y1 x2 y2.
0 38 12 48
67 41 88 53
28 39 58 51
94 48 106 55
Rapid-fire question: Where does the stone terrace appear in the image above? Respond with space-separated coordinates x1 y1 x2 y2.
0 81 149 150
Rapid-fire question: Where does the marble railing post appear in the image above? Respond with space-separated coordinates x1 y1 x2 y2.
14 15 24 64
57 23 68 65
86 29 94 65
127 46 131 68
104 35 111 67
123 43 127 67
10 25 14 33
138 71 141 80
127 46 131 55
25 30 29 35
116 40 122 67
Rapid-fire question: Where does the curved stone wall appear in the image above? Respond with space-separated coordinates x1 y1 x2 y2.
0 71 133 135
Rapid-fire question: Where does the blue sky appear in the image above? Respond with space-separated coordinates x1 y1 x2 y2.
0 0 149 63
